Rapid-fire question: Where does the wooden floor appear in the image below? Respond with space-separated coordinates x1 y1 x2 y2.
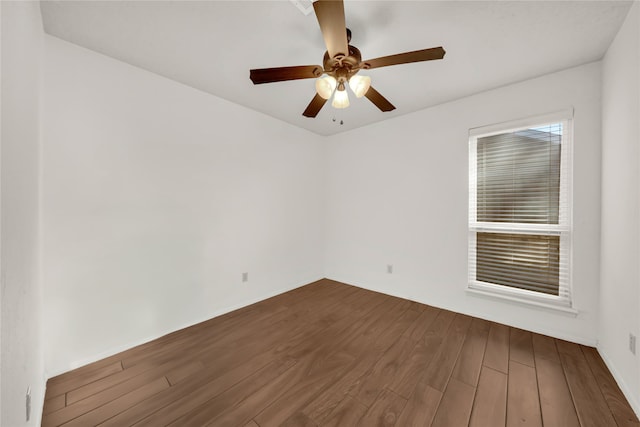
42 279 639 427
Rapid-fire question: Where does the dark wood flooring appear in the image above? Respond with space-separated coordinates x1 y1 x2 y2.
42 279 639 426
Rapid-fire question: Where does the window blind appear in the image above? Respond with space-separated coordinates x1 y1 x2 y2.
476 232 560 295
469 119 572 306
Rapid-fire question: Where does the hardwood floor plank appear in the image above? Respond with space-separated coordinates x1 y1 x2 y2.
66 354 194 405
300 302 419 424
356 388 407 427
202 362 317 427
452 317 490 387
424 309 457 341
581 346 640 426
531 333 561 364
116 308 275 372
62 377 170 427
351 336 416 407
122 280 346 370
531 331 579 427
387 309 455 399
301 354 383 424
288 292 399 361
507 360 542 427
135 358 296 427
484 322 510 374
43 360 202 427
342 300 418 357
431 378 476 427
45 361 123 398
165 360 205 385
395 380 442 426
556 340 618 427
166 285 348 363
280 412 318 427
118 299 289 370
167 286 364 391
46 357 124 391
41 281 637 427
421 314 473 392
320 395 368 427
510 328 535 367
407 300 427 313
251 351 355 427
65 361 153 405
42 394 66 416
401 305 440 342
340 288 390 318
367 306 421 351
469 366 507 427
535 356 579 427
98 349 280 426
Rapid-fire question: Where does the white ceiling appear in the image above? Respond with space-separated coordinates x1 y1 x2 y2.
40 0 632 136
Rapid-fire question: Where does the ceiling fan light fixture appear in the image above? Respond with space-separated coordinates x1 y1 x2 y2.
349 75 371 98
315 75 337 99
249 1 444 117
332 87 350 109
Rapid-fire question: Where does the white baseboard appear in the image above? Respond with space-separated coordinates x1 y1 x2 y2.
596 346 640 420
34 374 47 425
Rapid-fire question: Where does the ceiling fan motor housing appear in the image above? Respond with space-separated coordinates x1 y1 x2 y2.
323 45 363 85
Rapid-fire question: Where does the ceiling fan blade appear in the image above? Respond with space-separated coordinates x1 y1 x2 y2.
365 86 395 112
250 65 323 84
313 0 349 59
302 93 328 118
363 47 446 70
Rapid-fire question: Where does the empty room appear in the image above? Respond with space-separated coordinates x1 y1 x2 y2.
2 0 639 425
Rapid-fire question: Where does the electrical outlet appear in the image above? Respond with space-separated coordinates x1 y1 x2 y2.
630 333 636 355
26 386 31 421
242 272 248 282
387 264 393 274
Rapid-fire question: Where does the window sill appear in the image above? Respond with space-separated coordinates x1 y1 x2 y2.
466 287 579 317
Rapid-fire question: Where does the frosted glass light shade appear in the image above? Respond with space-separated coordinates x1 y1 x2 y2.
349 75 371 98
332 88 350 109
315 76 337 99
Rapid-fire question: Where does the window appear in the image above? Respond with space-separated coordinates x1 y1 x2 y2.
468 112 572 309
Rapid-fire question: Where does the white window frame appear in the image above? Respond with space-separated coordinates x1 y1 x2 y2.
468 110 574 312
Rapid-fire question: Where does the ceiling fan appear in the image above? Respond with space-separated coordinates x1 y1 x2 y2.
249 0 446 118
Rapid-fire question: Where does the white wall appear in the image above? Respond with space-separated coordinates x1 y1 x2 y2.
325 62 602 346
31 3 640 420
1 1 45 425
600 1 640 415
42 36 325 376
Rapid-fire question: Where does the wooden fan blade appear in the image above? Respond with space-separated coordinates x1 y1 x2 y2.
363 47 446 70
250 65 323 84
365 86 395 112
303 93 328 118
313 0 349 59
